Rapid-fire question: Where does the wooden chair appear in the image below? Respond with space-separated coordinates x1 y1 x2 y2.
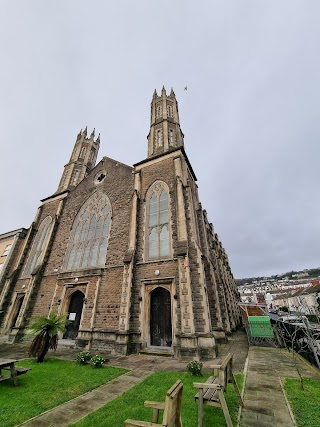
125 380 183 427
194 353 243 427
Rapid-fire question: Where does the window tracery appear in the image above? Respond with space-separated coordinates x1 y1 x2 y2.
64 192 112 270
146 181 171 259
23 216 52 276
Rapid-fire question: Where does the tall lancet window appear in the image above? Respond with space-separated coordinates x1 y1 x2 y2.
169 129 174 145
64 192 112 270
156 129 162 147
156 105 162 118
147 181 171 259
80 147 86 158
23 216 52 276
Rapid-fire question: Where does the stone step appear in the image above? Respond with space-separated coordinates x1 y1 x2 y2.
57 339 76 348
140 348 174 357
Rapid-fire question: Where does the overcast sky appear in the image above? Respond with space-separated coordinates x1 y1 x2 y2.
0 1 319 278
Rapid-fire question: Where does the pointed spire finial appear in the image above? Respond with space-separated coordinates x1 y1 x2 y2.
83 126 88 137
162 85 166 95
153 89 158 99
170 88 175 98
96 133 100 143
90 128 95 138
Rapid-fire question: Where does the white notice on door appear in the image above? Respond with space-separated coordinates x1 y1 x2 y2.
69 313 76 321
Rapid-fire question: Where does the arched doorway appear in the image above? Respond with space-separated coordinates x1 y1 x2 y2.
150 287 172 347
64 291 84 340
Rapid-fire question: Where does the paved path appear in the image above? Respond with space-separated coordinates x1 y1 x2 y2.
20 368 151 427
240 347 319 427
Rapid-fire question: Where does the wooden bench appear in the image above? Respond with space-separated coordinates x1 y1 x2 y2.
194 353 243 427
14 366 32 376
125 380 183 427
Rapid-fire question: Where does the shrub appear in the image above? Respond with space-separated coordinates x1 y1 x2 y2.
90 355 106 368
75 351 92 365
186 360 203 376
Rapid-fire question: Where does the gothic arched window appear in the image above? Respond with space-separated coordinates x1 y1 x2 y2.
80 147 86 158
146 181 171 259
23 216 52 276
169 129 174 145
156 129 162 148
156 105 162 118
64 192 112 270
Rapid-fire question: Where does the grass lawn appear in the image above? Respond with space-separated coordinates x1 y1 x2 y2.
284 378 320 427
0 357 127 427
71 371 244 427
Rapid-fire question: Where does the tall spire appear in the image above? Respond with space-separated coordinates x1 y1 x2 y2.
147 86 184 158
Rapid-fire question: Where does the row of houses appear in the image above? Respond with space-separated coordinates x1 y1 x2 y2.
271 281 320 315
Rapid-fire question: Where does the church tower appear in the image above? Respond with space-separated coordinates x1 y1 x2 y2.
57 127 100 192
147 86 184 157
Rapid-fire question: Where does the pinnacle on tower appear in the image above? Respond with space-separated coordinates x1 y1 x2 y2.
83 126 88 137
96 133 100 143
161 85 166 95
170 88 176 98
90 128 95 138
153 89 158 99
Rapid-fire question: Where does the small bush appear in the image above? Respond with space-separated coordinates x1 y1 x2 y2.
186 360 203 376
90 355 106 368
75 351 92 365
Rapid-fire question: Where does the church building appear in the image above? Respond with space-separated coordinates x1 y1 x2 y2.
0 88 240 360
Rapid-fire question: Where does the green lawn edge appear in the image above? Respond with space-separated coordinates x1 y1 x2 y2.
71 371 244 427
284 377 320 427
0 357 128 427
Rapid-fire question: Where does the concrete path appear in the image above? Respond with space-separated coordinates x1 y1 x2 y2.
240 347 319 427
20 368 152 427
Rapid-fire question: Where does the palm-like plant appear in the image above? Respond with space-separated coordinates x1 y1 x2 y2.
28 311 69 363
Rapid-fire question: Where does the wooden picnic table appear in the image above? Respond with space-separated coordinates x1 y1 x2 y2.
0 359 19 386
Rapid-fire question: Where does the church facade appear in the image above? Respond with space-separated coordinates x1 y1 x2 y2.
0 88 240 360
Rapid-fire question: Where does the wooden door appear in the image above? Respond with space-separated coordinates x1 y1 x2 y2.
10 294 25 329
150 287 172 347
64 291 84 339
